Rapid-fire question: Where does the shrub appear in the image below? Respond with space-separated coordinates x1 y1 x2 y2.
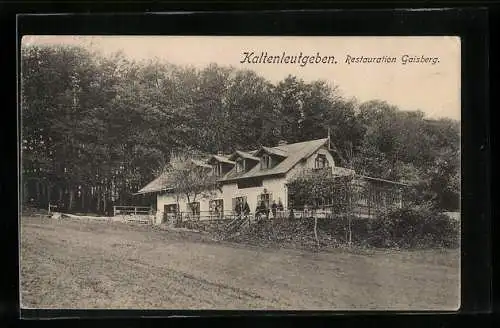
204 206 459 251
367 206 459 249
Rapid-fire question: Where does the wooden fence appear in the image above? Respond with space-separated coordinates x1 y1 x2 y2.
113 206 154 224
159 205 382 225
113 206 153 216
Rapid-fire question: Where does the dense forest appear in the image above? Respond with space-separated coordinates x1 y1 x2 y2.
21 44 460 214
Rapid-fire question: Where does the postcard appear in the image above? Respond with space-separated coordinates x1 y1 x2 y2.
20 35 461 311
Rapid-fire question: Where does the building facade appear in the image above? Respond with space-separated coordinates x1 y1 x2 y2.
137 138 405 225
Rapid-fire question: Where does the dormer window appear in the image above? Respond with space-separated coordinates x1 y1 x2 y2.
212 164 222 176
236 159 245 173
314 154 329 169
261 154 272 169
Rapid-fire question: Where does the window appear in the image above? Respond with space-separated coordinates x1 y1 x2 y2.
317 196 335 208
209 199 224 216
163 204 179 222
212 164 223 176
187 202 200 218
236 159 245 173
261 154 272 169
232 196 247 213
164 204 178 213
314 154 329 169
237 178 263 189
258 192 272 209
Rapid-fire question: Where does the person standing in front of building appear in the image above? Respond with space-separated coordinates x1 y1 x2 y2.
243 200 250 217
271 200 278 219
243 200 251 224
255 200 266 221
235 199 243 219
277 198 284 219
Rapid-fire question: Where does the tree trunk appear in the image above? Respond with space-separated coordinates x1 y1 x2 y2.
103 189 107 215
35 181 40 204
96 188 101 212
81 187 85 211
23 180 29 204
68 187 74 211
47 184 52 207
176 197 181 224
348 216 352 247
41 182 46 206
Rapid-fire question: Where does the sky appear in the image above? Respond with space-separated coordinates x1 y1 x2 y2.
22 35 461 120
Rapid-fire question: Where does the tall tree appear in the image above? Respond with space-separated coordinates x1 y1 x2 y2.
21 43 460 214
225 69 280 150
274 75 309 143
161 152 220 219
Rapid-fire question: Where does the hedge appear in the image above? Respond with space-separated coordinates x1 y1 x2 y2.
172 207 460 250
367 207 460 249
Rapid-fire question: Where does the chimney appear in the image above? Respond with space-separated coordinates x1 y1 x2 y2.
278 140 288 146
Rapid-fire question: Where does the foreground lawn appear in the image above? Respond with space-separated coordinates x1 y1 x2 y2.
20 216 460 310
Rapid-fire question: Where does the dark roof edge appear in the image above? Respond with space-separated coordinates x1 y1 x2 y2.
218 172 286 183
282 138 329 176
356 175 410 186
255 146 288 158
134 187 174 195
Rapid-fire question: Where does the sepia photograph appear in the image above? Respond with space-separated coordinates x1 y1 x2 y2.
19 35 461 311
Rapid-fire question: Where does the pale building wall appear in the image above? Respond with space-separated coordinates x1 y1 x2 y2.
223 146 336 212
305 146 336 168
221 182 238 213
154 189 223 224
285 146 337 180
221 177 288 214
283 146 338 209
152 146 337 224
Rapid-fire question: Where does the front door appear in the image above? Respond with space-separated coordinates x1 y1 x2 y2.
164 204 178 223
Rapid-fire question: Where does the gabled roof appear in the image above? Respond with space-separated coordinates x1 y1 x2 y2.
137 138 330 193
136 158 211 194
220 138 329 182
254 146 288 158
136 171 174 194
207 155 235 165
228 150 260 162
357 174 409 186
190 159 212 169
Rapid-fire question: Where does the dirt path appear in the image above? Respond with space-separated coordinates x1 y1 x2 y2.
20 217 460 310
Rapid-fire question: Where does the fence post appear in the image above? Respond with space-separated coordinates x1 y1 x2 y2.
368 187 371 218
134 207 137 215
113 206 116 217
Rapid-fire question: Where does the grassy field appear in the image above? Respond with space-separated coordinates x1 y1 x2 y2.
20 216 460 310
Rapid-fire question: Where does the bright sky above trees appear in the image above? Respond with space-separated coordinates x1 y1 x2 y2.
22 36 461 120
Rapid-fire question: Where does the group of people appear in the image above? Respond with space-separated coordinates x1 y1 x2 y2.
234 198 251 217
234 197 284 220
209 202 223 218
